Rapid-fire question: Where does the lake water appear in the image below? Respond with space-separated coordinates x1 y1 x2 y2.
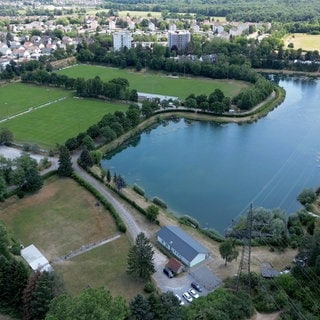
101 77 320 234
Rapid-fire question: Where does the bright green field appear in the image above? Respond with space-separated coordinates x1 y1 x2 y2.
0 91 127 148
118 10 162 18
58 65 248 99
0 83 72 120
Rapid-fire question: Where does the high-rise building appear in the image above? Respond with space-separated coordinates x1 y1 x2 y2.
113 31 132 51
168 31 191 52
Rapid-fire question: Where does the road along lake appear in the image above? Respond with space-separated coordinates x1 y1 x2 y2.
101 77 320 234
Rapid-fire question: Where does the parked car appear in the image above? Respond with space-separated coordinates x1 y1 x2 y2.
188 288 199 299
175 294 185 306
191 282 202 292
163 267 174 278
182 291 193 303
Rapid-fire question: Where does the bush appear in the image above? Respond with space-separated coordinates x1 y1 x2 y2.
144 281 155 293
179 215 200 229
297 188 316 206
133 184 145 196
152 197 167 209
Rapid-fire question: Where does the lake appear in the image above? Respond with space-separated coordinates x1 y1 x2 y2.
101 77 320 234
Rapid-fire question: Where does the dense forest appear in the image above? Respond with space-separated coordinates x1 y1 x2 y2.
103 0 320 23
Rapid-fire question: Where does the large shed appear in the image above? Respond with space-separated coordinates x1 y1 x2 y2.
21 244 53 273
157 226 210 267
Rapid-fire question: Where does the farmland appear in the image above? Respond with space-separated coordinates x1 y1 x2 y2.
283 33 320 51
0 83 127 149
58 65 248 99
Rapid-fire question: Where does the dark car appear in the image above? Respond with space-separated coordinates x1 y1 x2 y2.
191 282 202 292
163 267 174 278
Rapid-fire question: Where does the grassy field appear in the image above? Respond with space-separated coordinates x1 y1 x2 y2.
0 85 128 148
54 237 145 299
118 10 162 18
283 33 320 51
0 83 73 120
0 177 142 300
58 65 248 99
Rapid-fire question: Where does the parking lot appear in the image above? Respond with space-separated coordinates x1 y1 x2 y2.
153 251 222 304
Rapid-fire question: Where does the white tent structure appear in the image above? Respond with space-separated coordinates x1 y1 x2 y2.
21 244 53 272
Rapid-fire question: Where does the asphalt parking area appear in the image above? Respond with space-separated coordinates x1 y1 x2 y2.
153 252 222 304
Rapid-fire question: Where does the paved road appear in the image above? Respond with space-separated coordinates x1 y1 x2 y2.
72 155 142 242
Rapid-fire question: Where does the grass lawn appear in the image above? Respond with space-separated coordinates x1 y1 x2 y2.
0 177 142 299
53 237 145 300
283 33 320 51
0 177 118 259
0 83 73 120
58 65 248 99
0 94 128 149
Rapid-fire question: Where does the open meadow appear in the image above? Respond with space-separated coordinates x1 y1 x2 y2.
283 33 320 51
58 65 248 99
0 83 128 149
117 10 162 18
0 177 143 300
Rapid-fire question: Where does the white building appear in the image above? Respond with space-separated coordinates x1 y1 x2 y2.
21 244 53 273
113 31 132 51
157 226 210 268
168 30 191 52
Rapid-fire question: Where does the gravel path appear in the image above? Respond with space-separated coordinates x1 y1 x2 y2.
51 233 121 263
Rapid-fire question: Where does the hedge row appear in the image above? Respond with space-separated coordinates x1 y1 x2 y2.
133 184 145 196
152 197 167 209
71 172 127 233
85 167 154 219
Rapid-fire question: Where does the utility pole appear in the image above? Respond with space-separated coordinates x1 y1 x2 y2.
236 203 253 293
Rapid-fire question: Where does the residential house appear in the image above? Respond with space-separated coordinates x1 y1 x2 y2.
157 226 210 267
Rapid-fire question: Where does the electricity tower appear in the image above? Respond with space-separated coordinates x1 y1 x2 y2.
236 203 254 293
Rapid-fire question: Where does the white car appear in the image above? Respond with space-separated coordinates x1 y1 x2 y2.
182 291 193 303
188 288 199 299
175 294 185 306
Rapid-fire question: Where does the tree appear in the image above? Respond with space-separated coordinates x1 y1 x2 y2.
146 205 159 222
297 188 316 206
45 287 128 320
152 291 181 320
57 146 73 177
0 221 10 259
219 239 239 266
127 232 155 279
0 174 7 201
0 128 14 145
22 167 43 192
78 149 93 169
82 135 95 151
129 294 153 320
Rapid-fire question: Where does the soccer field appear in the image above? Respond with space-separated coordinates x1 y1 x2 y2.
0 85 127 149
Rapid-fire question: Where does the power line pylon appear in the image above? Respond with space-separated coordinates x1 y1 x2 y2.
236 203 254 293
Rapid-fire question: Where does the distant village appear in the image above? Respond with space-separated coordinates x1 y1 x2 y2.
0 1 272 71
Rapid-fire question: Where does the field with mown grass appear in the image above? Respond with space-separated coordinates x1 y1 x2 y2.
0 83 127 148
58 65 248 99
0 83 72 120
283 33 320 51
0 177 142 299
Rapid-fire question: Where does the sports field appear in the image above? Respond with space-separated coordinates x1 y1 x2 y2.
283 33 320 51
58 65 248 99
0 83 127 148
118 10 162 18
0 83 73 120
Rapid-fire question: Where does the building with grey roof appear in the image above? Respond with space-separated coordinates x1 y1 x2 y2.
157 226 210 267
